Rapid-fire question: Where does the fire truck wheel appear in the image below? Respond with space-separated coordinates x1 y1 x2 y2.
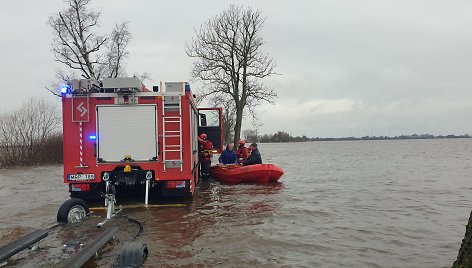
118 242 148 267
57 198 89 224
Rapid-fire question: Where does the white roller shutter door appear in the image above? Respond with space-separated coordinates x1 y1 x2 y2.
97 105 157 162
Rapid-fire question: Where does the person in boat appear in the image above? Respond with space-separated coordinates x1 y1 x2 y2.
242 143 262 166
236 139 249 163
198 133 213 178
219 143 237 164
247 146 252 156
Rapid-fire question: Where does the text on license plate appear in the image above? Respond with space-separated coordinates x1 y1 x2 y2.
67 174 95 181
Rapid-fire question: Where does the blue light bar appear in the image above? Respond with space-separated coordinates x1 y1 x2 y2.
89 135 97 140
61 85 70 94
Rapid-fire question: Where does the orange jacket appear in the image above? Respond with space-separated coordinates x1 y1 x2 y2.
199 139 213 160
236 146 248 161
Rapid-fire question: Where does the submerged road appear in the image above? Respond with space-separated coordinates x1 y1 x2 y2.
1 140 472 267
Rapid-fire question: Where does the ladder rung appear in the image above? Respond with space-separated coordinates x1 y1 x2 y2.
161 91 182 171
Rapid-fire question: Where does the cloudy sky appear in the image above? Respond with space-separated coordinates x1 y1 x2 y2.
1 0 471 137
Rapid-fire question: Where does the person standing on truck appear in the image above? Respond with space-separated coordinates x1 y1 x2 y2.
198 133 213 178
236 140 249 163
242 143 262 166
219 143 237 164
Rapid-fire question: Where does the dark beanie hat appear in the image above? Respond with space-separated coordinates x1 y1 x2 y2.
250 143 257 148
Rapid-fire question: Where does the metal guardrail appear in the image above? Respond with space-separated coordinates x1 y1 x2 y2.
0 229 49 262
62 227 118 268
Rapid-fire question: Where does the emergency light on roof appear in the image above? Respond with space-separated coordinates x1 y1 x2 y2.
61 85 70 94
89 135 97 140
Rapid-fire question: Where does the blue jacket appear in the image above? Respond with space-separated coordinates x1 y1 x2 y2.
219 149 237 164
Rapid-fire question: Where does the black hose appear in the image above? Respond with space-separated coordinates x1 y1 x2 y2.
47 223 62 231
123 215 144 238
110 215 145 267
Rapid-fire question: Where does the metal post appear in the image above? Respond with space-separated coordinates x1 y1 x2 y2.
97 193 120 228
106 194 115 219
145 171 152 205
103 172 110 207
102 172 114 220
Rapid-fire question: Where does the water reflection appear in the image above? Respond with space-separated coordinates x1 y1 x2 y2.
136 179 284 267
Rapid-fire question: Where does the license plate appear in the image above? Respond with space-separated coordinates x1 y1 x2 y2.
67 174 95 181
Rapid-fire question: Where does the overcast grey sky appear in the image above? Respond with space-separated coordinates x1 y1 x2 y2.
1 0 471 137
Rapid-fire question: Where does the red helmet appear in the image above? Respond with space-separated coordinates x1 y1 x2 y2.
199 133 207 139
239 139 246 145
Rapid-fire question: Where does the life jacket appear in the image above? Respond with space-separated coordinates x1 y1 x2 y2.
199 139 213 159
236 146 248 160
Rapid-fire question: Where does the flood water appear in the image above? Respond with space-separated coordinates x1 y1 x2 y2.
1 139 472 267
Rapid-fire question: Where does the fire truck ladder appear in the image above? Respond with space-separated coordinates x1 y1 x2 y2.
162 90 183 172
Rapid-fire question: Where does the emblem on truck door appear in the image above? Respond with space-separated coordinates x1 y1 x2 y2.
72 97 90 122
77 102 88 117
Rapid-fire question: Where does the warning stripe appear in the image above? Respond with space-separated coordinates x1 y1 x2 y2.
79 122 83 166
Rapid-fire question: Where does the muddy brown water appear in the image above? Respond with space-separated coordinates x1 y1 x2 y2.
1 139 472 267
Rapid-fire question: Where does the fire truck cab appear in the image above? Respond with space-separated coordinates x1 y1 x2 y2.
61 77 223 203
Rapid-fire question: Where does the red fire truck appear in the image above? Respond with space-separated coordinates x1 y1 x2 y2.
61 77 223 203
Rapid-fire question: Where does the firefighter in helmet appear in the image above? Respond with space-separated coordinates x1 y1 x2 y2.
236 139 249 163
198 133 213 178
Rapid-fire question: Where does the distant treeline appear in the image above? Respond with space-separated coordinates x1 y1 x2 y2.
312 133 471 142
243 130 311 143
243 130 471 143
0 99 62 167
259 131 311 143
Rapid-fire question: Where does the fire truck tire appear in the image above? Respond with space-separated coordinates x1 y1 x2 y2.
118 242 148 267
70 191 87 200
57 198 89 224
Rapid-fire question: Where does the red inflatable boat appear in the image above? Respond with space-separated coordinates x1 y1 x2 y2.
209 164 284 184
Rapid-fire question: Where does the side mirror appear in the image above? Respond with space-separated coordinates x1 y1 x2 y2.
199 114 207 126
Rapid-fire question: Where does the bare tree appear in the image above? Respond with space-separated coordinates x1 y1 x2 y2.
104 22 131 78
0 98 61 166
133 72 152 84
49 0 131 86
49 0 106 80
208 94 236 144
46 70 79 97
242 129 259 143
186 5 277 146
